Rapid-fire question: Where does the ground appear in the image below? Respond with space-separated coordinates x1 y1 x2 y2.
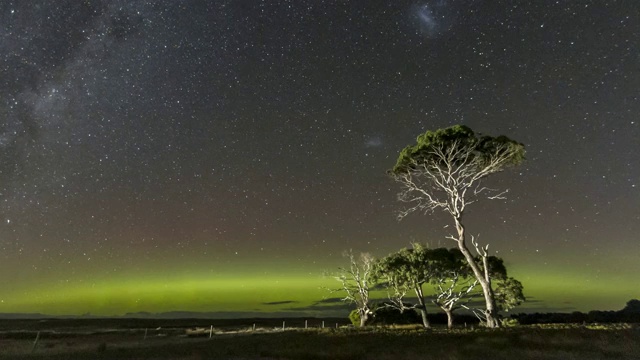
0 319 638 359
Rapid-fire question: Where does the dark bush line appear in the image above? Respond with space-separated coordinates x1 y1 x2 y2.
512 310 640 325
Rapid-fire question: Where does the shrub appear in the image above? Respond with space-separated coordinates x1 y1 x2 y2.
348 309 361 326
501 318 520 327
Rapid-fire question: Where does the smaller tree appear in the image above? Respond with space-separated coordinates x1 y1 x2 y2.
620 299 640 313
482 255 525 313
374 244 451 328
330 251 376 327
419 250 526 327
462 255 525 322
348 309 363 326
494 277 525 312
431 248 478 329
618 299 640 322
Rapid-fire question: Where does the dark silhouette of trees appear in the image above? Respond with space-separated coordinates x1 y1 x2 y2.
621 299 640 313
372 304 422 325
512 300 640 324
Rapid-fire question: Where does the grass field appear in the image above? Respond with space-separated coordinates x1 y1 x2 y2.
1 319 638 359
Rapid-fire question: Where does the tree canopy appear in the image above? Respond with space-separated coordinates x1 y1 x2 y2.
620 299 640 313
374 244 453 328
391 125 525 176
389 124 526 328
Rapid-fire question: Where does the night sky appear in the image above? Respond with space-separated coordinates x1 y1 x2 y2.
0 1 638 317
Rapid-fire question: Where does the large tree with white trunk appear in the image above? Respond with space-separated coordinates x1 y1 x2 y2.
389 125 525 328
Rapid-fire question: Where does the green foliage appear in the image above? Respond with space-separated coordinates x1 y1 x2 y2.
389 125 525 329
494 277 525 312
500 318 520 327
444 248 472 276
481 255 508 280
374 245 479 328
348 309 361 326
375 244 526 318
375 245 475 290
374 244 455 287
391 124 525 175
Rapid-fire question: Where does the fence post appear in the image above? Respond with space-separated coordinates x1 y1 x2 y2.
282 321 285 331
31 331 40 353
322 321 325 328
209 325 213 338
305 320 308 329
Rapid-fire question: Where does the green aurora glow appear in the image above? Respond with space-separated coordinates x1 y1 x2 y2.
1 258 638 316
1 1 638 318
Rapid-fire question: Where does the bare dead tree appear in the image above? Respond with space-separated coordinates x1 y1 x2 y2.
390 125 525 328
328 250 376 327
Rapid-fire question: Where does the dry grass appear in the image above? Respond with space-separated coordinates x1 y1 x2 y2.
0 322 638 359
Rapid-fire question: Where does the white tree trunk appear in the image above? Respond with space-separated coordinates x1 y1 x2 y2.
454 218 500 328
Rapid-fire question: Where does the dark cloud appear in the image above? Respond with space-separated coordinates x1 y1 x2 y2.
263 301 299 306
285 303 353 313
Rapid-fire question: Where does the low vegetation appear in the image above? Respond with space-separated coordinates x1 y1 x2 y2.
1 321 639 360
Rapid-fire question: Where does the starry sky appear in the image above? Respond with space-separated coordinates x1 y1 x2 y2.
0 0 638 317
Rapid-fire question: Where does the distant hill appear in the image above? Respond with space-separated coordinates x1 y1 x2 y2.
0 313 78 319
0 310 328 320
121 311 320 319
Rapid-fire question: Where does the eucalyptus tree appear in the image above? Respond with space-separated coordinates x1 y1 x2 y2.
430 248 478 329
374 244 451 328
493 277 525 312
455 255 525 324
330 251 376 327
389 125 525 328
482 256 525 313
432 251 525 328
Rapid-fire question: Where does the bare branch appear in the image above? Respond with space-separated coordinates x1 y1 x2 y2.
327 250 376 326
470 235 489 258
390 126 525 328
